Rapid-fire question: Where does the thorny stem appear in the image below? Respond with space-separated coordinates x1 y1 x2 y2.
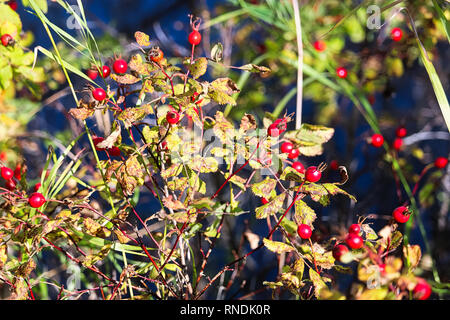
195 181 305 299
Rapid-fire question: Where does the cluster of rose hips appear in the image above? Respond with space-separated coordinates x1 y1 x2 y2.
92 136 121 157
87 23 203 142
369 125 406 150
369 125 450 170
1 165 18 191
332 223 364 263
369 130 449 170
261 117 331 240
2 2 19 45
1 164 45 209
267 117 325 184
86 57 128 102
311 27 403 82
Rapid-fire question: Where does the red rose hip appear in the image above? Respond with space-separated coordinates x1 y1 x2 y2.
330 160 339 171
87 68 98 80
434 157 448 169
8 1 18 11
166 111 180 125
5 179 16 191
391 27 403 42
101 65 111 78
345 233 364 250
336 67 348 79
1 34 13 47
371 134 384 148
288 148 300 159
92 88 106 101
413 279 432 300
332 244 349 262
188 30 202 46
348 224 361 235
1 167 14 180
292 161 305 174
108 146 121 157
34 183 42 192
393 138 403 151
113 59 128 74
267 119 287 137
280 142 293 154
395 126 407 138
305 166 321 183
93 136 106 151
313 40 326 52
297 224 312 239
28 192 46 208
392 206 410 223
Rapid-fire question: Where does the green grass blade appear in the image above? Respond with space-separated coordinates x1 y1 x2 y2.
431 0 450 43
35 46 95 84
201 8 248 30
42 132 84 199
320 0 369 39
48 159 82 200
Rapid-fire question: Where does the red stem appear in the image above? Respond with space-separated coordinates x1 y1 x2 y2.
196 182 305 299
211 140 263 200
43 236 115 283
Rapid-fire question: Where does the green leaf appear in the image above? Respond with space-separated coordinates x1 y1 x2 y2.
263 238 295 254
129 54 151 75
255 192 285 219
210 43 223 62
212 111 236 144
0 63 13 90
284 123 334 157
186 57 208 79
280 166 304 182
251 177 277 198
118 105 153 128
141 125 159 144
301 183 328 202
361 224 378 241
309 269 328 298
238 64 271 74
160 164 183 179
208 78 239 106
0 3 22 34
187 156 219 173
134 31 150 47
34 46 94 84
294 200 316 228
321 183 357 202
111 73 141 85
403 244 421 272
280 218 298 236
357 288 388 300
320 0 369 39
82 244 111 267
